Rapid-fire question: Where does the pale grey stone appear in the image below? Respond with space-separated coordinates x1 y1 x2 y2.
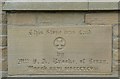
89 2 118 10
3 2 88 10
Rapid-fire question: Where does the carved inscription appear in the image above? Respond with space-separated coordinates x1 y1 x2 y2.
8 26 112 75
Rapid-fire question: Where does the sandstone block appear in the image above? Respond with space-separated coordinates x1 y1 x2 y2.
37 13 85 26
85 13 118 25
0 36 7 46
7 13 36 25
0 47 7 71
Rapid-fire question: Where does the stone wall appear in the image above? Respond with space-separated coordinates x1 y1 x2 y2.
0 2 119 78
0 0 2 72
0 1 2 78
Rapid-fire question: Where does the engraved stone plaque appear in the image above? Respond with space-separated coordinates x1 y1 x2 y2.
8 26 112 75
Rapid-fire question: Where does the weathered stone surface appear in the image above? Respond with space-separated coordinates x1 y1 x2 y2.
89 2 118 10
37 13 85 26
113 49 118 61
0 36 1 46
113 38 118 49
8 25 112 75
118 38 120 49
118 49 120 60
3 2 88 10
2 11 7 36
7 13 36 25
113 24 118 37
85 13 118 25
0 47 7 71
118 63 120 73
0 1 2 7
113 61 118 71
118 25 120 38
2 24 7 35
2 11 7 24
2 1 120 10
2 47 7 71
0 16 1 24
0 35 7 46
0 47 2 71
0 0 2 75
1 2 119 77
0 24 1 35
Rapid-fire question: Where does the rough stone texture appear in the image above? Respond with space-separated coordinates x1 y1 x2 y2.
89 2 118 10
5 12 120 77
0 47 2 71
2 1 120 10
113 49 119 61
8 12 85 26
0 13 1 25
2 11 7 36
0 0 117 78
118 38 120 62
1 5 120 77
117 42 119 49
113 38 119 49
85 13 119 75
0 36 1 47
7 13 36 25
0 24 1 35
0 36 7 47
113 24 118 37
113 60 119 71
37 12 85 26
0 0 2 73
5 12 119 77
3 2 88 10
112 26 119 77
1 10 7 73
2 47 7 71
0 1 8 78
118 24 120 38
8 26 112 75
0 12 7 46
2 24 7 35
118 49 120 63
85 13 118 25
1 36 7 46
0 47 7 71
